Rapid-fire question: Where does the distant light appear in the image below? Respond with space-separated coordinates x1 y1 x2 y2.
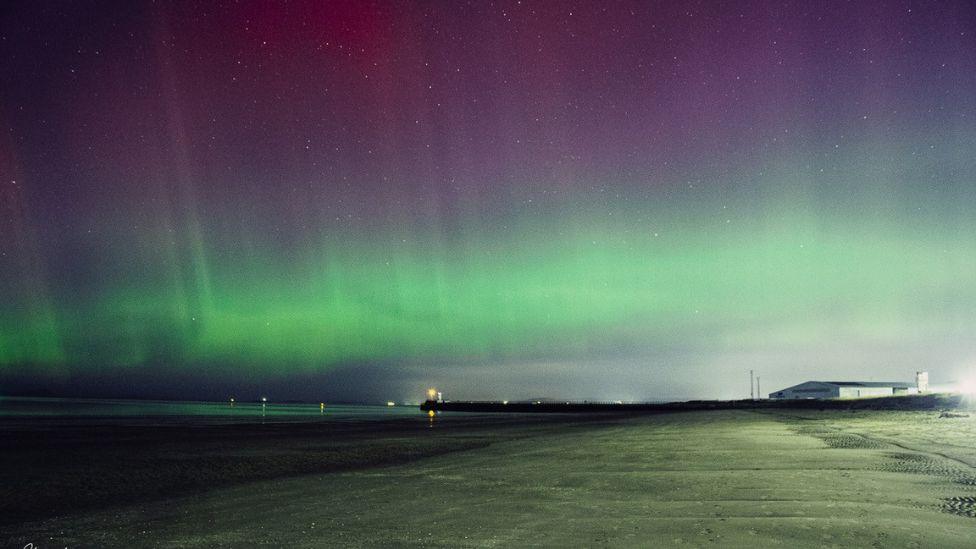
428 410 435 418
502 400 508 405
229 397 235 403
427 388 437 400
958 378 976 395
387 401 395 407
261 397 267 403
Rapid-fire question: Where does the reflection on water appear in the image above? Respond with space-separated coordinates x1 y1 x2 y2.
0 396 424 425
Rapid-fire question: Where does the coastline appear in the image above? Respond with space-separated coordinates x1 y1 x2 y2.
8 408 976 547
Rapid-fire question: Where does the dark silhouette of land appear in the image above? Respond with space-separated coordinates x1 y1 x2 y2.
422 392 962 413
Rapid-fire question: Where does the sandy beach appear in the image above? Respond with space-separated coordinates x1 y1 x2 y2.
6 408 976 547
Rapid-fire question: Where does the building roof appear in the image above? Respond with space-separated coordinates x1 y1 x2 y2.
818 381 913 388
770 381 915 392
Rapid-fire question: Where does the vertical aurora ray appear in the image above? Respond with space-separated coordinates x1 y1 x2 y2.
0 140 65 369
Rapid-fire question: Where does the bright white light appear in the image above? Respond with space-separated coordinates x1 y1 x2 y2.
958 378 976 395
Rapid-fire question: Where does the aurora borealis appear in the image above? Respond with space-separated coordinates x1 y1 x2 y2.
2 1 975 401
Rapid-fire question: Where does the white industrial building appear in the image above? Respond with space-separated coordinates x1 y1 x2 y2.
768 380 918 400
769 371 929 400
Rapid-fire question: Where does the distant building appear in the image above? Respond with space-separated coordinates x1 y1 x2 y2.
768 381 918 400
916 371 929 393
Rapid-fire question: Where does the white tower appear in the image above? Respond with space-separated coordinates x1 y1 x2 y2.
916 371 929 393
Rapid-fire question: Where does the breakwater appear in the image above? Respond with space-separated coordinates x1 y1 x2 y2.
421 393 963 414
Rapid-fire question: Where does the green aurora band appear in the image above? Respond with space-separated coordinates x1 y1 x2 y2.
4 144 975 382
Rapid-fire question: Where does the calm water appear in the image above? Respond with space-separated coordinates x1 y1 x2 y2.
0 396 426 424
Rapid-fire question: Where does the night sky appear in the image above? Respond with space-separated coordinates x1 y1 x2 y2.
2 1 975 402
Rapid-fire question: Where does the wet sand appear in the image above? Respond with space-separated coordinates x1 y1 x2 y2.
0 410 603 527
6 409 976 547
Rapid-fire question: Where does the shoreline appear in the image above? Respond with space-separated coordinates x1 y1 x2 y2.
4 394 970 536
8 408 976 547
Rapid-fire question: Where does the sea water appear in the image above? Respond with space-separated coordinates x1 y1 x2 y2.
0 396 425 424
